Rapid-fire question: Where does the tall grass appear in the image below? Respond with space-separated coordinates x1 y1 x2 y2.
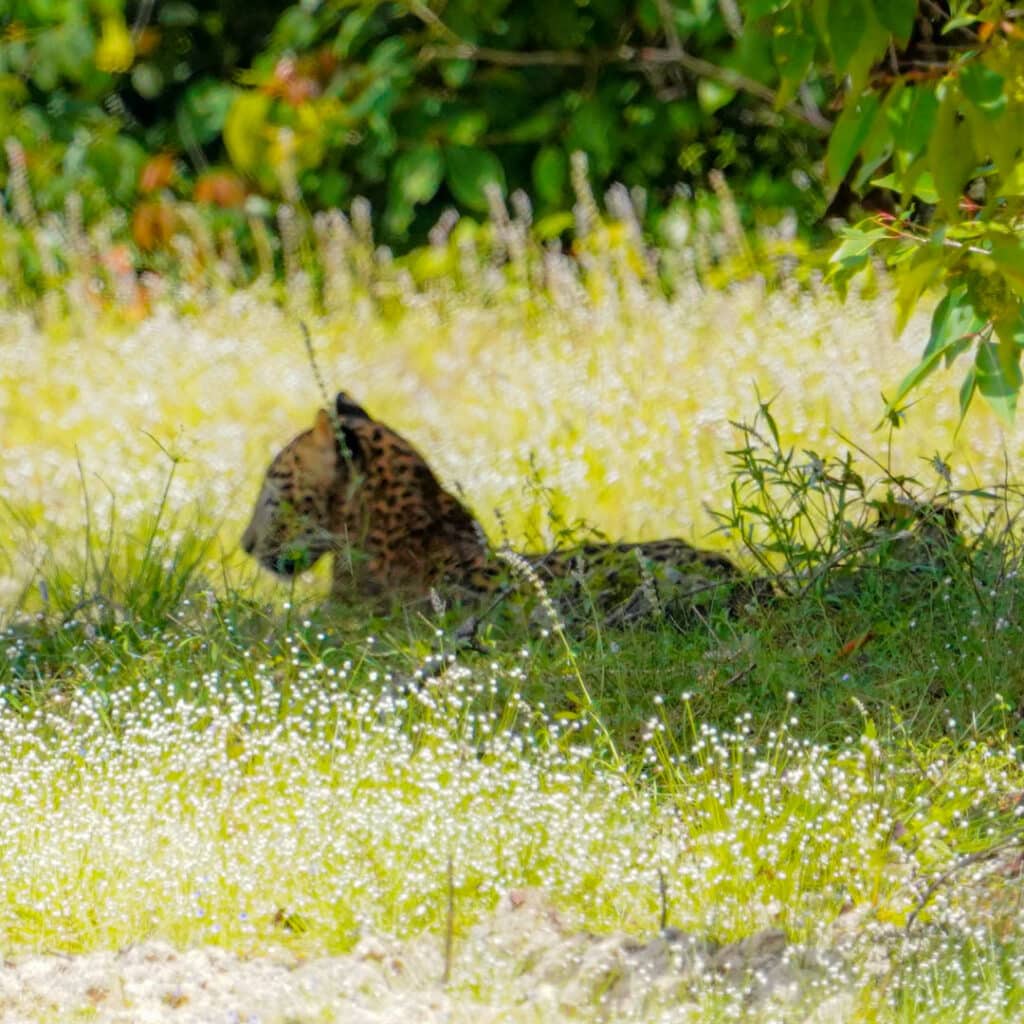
3 176 1023 613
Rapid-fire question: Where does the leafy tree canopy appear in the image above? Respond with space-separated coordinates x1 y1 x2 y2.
0 0 829 235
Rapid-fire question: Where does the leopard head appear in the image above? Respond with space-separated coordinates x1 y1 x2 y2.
242 405 362 577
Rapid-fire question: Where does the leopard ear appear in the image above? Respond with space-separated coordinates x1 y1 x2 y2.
314 406 364 464
312 408 334 446
335 392 371 420
317 405 370 466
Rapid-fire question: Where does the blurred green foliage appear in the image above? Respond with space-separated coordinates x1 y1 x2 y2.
1 0 825 248
1 0 275 225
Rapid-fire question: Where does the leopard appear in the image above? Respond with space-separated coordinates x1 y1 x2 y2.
241 392 748 624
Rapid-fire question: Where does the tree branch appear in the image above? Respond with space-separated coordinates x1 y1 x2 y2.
419 41 830 133
421 42 591 67
408 2 831 134
654 0 683 59
717 0 743 39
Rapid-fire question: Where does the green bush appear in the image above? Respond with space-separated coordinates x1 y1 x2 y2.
1 0 825 249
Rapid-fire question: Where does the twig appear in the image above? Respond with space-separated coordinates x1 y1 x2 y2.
415 17 831 135
799 83 833 133
407 1 463 45
651 0 686 90
722 663 754 687
421 42 593 67
905 830 1024 932
654 0 683 61
130 0 156 41
718 0 743 38
658 868 669 931
299 320 332 410
299 320 362 473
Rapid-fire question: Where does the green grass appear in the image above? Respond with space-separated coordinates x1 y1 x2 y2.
1 591 1023 1019
3 203 1024 1019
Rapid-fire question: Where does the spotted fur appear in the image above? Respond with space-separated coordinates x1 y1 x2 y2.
242 393 744 620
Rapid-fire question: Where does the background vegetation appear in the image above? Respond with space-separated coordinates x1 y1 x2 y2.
1 0 825 242
7 1 1024 416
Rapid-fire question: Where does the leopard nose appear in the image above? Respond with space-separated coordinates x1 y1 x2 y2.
241 528 256 554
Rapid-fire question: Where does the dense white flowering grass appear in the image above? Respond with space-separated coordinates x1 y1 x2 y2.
2 238 1023 611
0 649 1019 1019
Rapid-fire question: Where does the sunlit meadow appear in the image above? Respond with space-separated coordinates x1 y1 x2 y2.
2 193 1024 1019
5 201 1024 605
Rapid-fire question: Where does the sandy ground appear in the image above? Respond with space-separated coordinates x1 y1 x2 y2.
0 890 859 1023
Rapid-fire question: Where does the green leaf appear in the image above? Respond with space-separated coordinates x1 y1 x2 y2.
987 103 1024 183
384 198 414 237
870 0 915 44
532 146 568 206
444 146 506 212
829 225 889 264
946 12 984 32
826 91 879 184
892 349 951 410
870 171 939 204
995 308 1024 350
987 240 1024 298
85 135 146 206
995 160 1024 198
892 248 945 334
315 169 348 207
506 102 564 144
392 145 444 206
566 99 619 175
887 86 939 173
771 8 815 106
180 79 236 145
975 334 1021 423
34 17 95 89
846 10 890 93
333 9 369 58
158 2 197 27
131 63 163 99
821 0 867 75
852 94 897 189
441 59 473 88
928 84 978 212
828 224 888 297
697 79 736 115
273 7 320 50
443 109 488 146
224 92 271 177
926 284 987 360
534 211 575 239
959 62 1006 118
959 365 977 419
889 283 986 409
